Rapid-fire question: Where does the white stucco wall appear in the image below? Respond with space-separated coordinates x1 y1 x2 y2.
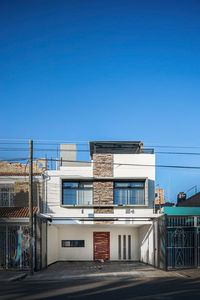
45 153 155 214
45 166 93 213
139 224 154 265
114 154 155 208
47 225 141 264
48 225 58 264
113 154 155 179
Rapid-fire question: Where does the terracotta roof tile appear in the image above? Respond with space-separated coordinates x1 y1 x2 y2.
0 207 38 218
0 173 41 176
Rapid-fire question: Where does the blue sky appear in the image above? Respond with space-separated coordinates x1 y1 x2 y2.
1 0 200 202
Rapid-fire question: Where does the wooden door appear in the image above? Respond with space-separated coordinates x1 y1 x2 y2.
93 232 110 260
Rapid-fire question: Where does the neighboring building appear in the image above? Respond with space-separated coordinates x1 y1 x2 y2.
42 141 158 265
155 188 165 212
176 192 186 206
0 159 46 209
0 159 47 270
162 207 200 269
177 191 200 207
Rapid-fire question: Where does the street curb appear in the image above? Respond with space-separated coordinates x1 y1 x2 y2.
25 271 174 281
8 273 27 282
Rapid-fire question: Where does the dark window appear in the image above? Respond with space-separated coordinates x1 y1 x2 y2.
118 235 121 260
128 235 131 260
62 181 93 205
61 240 85 247
114 182 145 205
123 235 126 260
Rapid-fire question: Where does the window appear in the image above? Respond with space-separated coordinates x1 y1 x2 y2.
114 182 145 205
62 181 93 205
128 235 131 260
118 235 132 260
118 235 121 260
0 184 14 206
123 235 126 259
61 240 85 247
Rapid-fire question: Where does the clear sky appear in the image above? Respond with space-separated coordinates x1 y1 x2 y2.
1 0 200 202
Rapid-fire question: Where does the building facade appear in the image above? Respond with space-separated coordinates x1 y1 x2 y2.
155 188 165 213
0 159 47 270
177 191 200 207
42 141 158 265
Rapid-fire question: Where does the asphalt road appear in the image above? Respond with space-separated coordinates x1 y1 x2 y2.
0 276 200 300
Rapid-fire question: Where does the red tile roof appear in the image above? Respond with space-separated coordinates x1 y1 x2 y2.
0 173 41 176
0 207 38 218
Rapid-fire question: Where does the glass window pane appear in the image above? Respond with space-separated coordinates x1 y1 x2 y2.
80 182 93 188
63 182 79 188
63 189 76 205
114 182 144 205
114 182 144 188
123 235 126 259
61 240 85 247
118 235 121 260
129 182 144 188
128 235 131 260
62 181 93 205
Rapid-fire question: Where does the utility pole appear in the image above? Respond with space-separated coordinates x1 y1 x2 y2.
29 139 33 275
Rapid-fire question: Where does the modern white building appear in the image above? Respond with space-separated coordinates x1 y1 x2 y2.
42 141 158 265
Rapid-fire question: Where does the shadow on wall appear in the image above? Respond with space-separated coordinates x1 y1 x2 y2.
14 183 39 207
139 224 154 265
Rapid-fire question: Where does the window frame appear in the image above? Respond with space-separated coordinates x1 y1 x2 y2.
61 240 85 247
114 181 145 206
0 184 14 207
62 180 93 206
60 178 148 207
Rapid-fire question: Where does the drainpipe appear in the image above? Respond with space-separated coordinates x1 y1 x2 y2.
36 182 40 214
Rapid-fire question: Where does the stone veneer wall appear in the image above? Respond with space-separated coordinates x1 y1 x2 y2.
93 153 114 213
93 154 113 177
93 182 113 206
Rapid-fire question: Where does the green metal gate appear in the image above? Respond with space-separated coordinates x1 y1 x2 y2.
155 215 200 270
166 216 199 269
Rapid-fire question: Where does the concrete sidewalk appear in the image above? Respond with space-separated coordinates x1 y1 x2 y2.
25 261 172 281
0 270 27 282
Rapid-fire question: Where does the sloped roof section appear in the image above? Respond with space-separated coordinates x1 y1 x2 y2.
0 172 41 176
0 207 38 218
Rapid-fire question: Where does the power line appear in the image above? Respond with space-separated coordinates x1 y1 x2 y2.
2 139 200 149
0 158 29 161
3 147 200 157
44 158 200 170
155 151 200 156
1 157 200 169
0 148 90 152
145 144 200 149
0 138 89 143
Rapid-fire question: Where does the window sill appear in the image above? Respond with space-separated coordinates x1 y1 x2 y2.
60 204 149 208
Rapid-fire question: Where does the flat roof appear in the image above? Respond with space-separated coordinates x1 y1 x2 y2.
89 141 143 157
164 207 200 216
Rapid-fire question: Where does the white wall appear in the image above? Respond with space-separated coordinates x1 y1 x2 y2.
48 225 58 264
47 225 140 264
114 154 155 208
113 154 155 179
45 165 92 213
45 153 155 215
139 224 154 265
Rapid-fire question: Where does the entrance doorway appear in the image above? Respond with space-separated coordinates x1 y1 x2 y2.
93 232 110 260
